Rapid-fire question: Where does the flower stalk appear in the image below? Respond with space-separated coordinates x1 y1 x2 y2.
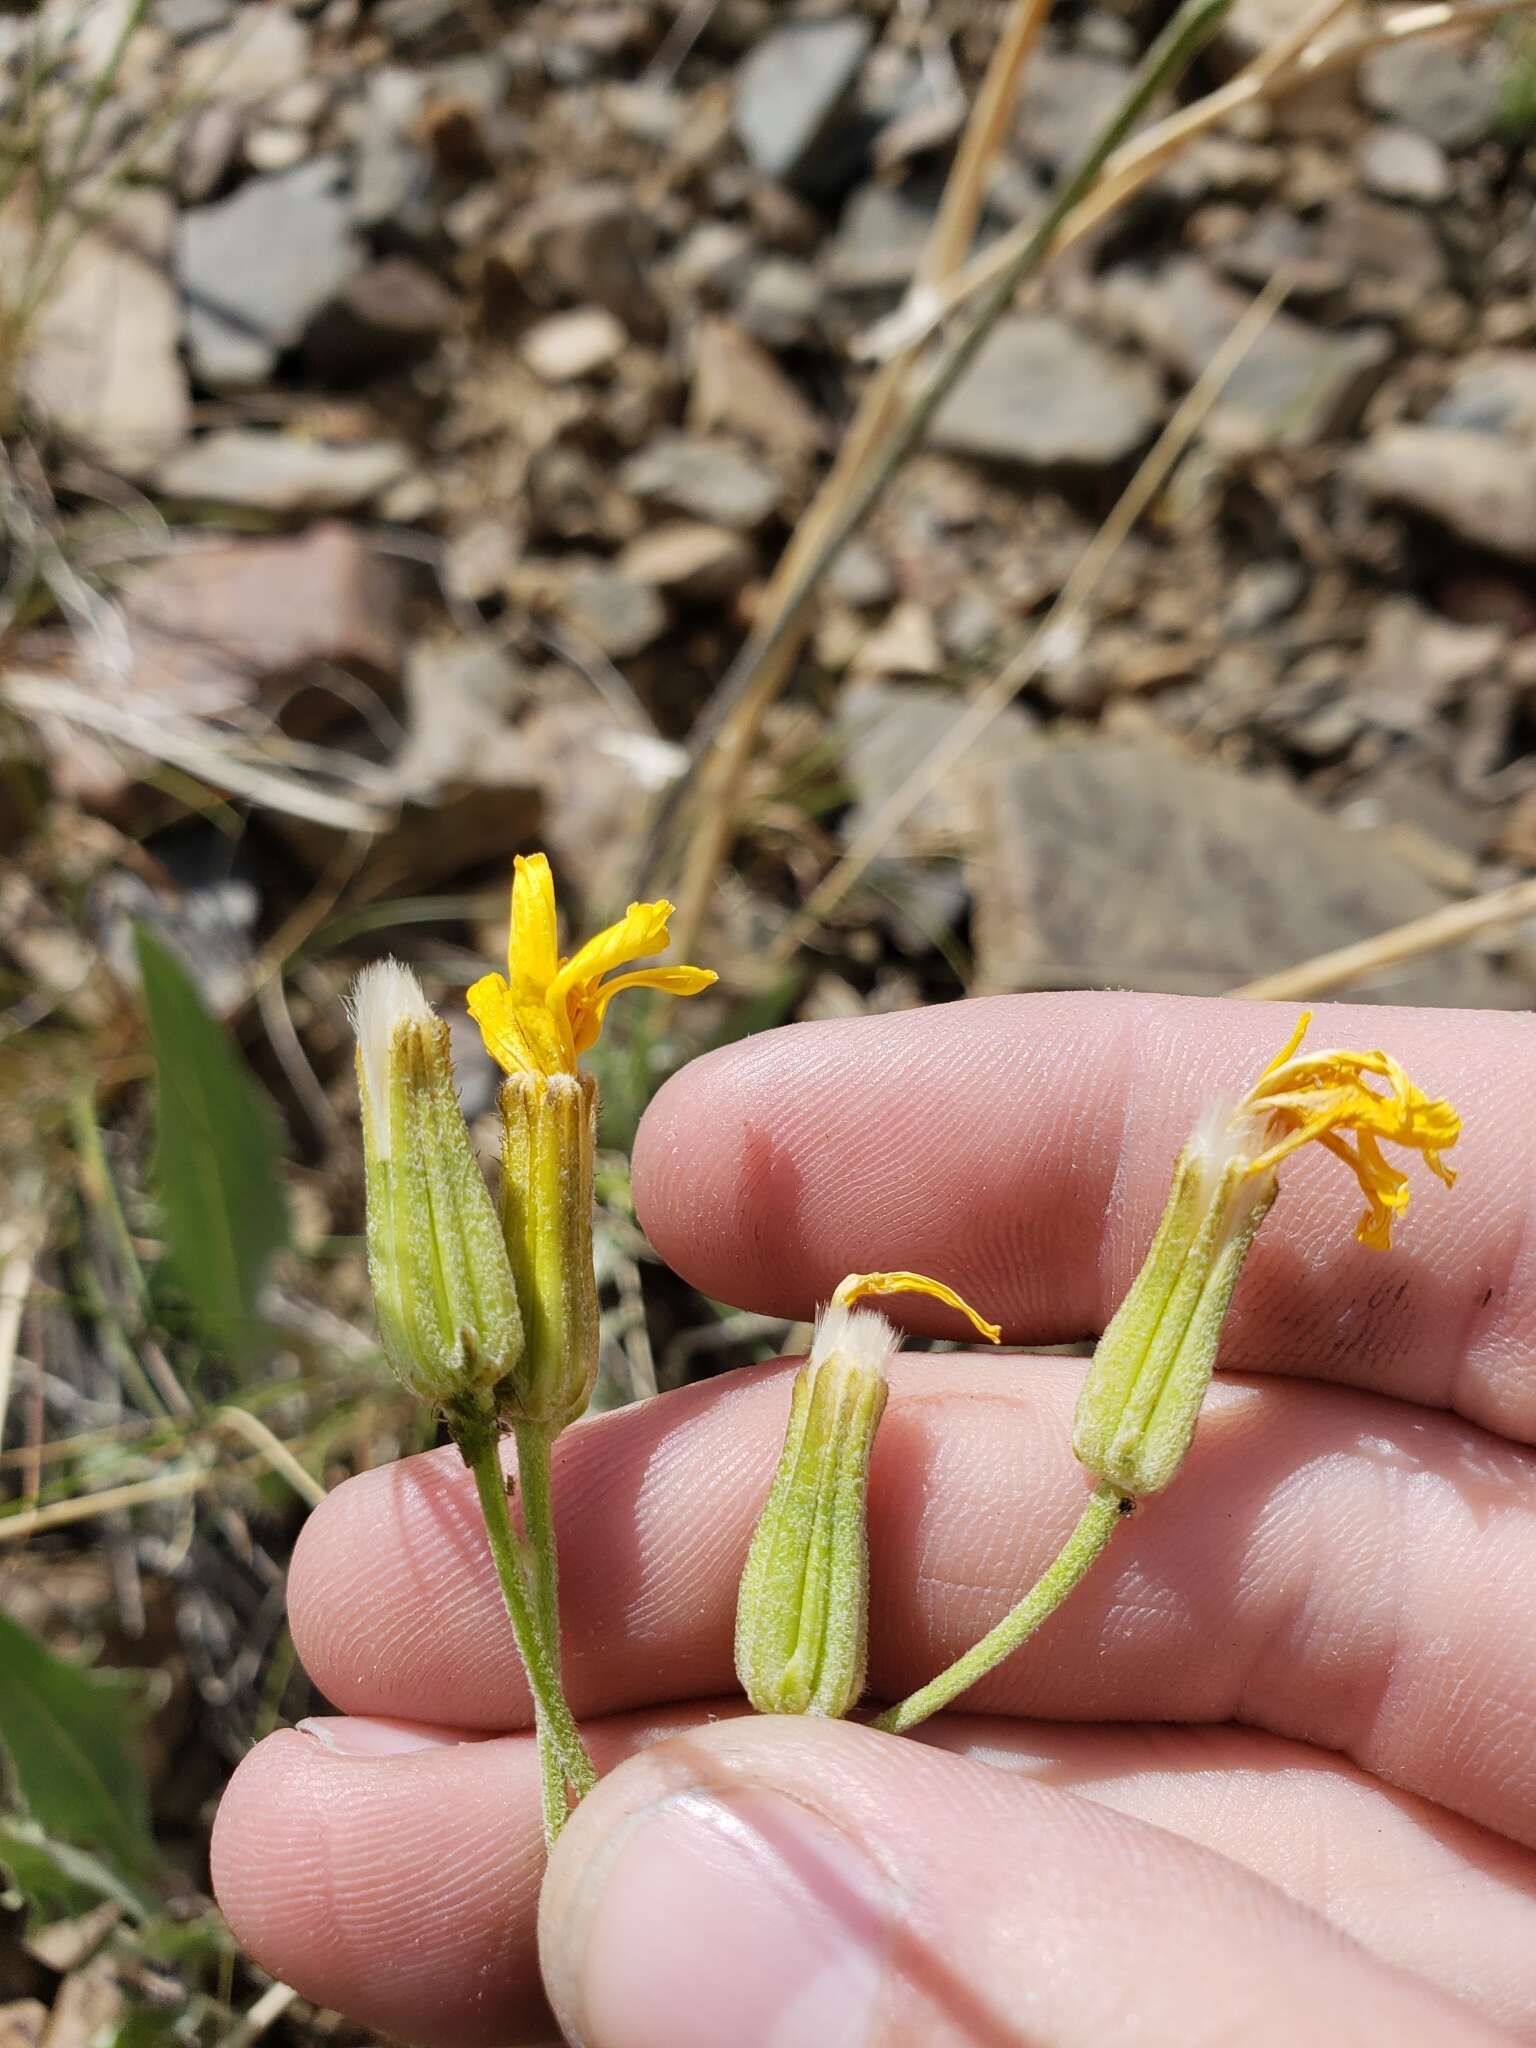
875 1013 1460 1736
351 858 714 1844
465 852 715 1835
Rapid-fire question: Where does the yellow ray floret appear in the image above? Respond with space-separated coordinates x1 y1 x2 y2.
468 853 716 1077
832 1270 1002 1345
1233 1012 1460 1251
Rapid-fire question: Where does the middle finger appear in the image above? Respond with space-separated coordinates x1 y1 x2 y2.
288 1354 1536 1848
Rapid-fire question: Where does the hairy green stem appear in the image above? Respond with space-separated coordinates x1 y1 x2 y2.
873 1480 1129 1735
456 1419 596 1842
513 1421 595 1836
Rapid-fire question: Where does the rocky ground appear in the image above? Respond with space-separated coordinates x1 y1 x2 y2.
1 0 1535 2040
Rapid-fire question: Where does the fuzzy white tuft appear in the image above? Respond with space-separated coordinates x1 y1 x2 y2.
808 1297 900 1380
347 959 434 1152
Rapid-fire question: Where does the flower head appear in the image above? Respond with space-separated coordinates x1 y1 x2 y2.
1231 1011 1459 1251
1073 1012 1461 1497
468 853 716 1079
735 1268 998 1720
348 961 523 1428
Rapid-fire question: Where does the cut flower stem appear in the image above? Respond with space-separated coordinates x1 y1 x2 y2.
872 1480 1129 1735
456 1416 596 1843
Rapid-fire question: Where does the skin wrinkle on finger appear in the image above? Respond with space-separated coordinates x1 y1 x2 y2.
286 1355 1536 1853
631 993 1536 1440
211 1706 1536 2048
539 1719 1507 2048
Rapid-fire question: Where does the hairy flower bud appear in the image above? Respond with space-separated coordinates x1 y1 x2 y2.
1072 1135 1275 1497
497 1071 601 1433
735 1300 891 1719
350 962 523 1434
736 1271 999 1719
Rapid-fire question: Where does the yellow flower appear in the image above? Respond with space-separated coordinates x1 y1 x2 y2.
468 853 716 1078
1233 1011 1459 1251
1074 1011 1461 1497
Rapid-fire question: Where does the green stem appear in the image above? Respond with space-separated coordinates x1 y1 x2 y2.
514 1421 596 1835
873 1480 1129 1735
456 1419 596 1842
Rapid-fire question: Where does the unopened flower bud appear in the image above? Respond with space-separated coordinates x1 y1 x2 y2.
497 1071 600 1433
350 962 523 1435
736 1271 999 1719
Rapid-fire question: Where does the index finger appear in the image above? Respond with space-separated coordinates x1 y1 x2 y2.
632 992 1535 1440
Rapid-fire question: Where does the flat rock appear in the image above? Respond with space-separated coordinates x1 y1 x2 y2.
388 636 528 802
733 17 873 192
303 256 458 381
7 187 188 475
830 536 896 609
505 182 663 338
121 524 404 714
738 257 821 348
558 567 667 656
157 0 236 40
353 66 433 231
520 306 626 381
1103 258 1392 445
1360 38 1508 150
181 1 309 99
931 313 1161 471
689 316 824 453
1358 123 1454 204
838 678 1037 855
616 521 755 603
823 179 937 294
154 430 412 512
1355 596 1504 730
177 156 365 388
1429 351 1536 439
966 739 1511 1003
1356 426 1536 562
621 432 782 529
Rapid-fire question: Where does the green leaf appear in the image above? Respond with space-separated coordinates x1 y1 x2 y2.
135 926 288 1361
0 1611 160 1892
0 1819 149 1928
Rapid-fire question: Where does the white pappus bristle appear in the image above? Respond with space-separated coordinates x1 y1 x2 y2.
808 1297 900 1380
346 959 434 1150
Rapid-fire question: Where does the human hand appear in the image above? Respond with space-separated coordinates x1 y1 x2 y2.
212 993 1536 2046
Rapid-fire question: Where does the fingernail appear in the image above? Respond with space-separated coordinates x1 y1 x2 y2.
297 1715 474 1756
560 1786 892 2048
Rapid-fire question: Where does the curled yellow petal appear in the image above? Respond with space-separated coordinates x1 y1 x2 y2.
831 1270 1002 1345
1234 1014 1460 1250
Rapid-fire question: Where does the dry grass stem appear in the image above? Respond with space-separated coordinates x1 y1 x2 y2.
0 1239 37 1452
769 273 1293 963
1229 878 1536 1001
1 672 394 832
217 1983 302 2048
215 1407 327 1510
865 0 1536 361
665 0 1054 954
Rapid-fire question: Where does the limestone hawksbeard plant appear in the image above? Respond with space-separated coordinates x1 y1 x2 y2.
351 887 1465 1835
349 854 714 1844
